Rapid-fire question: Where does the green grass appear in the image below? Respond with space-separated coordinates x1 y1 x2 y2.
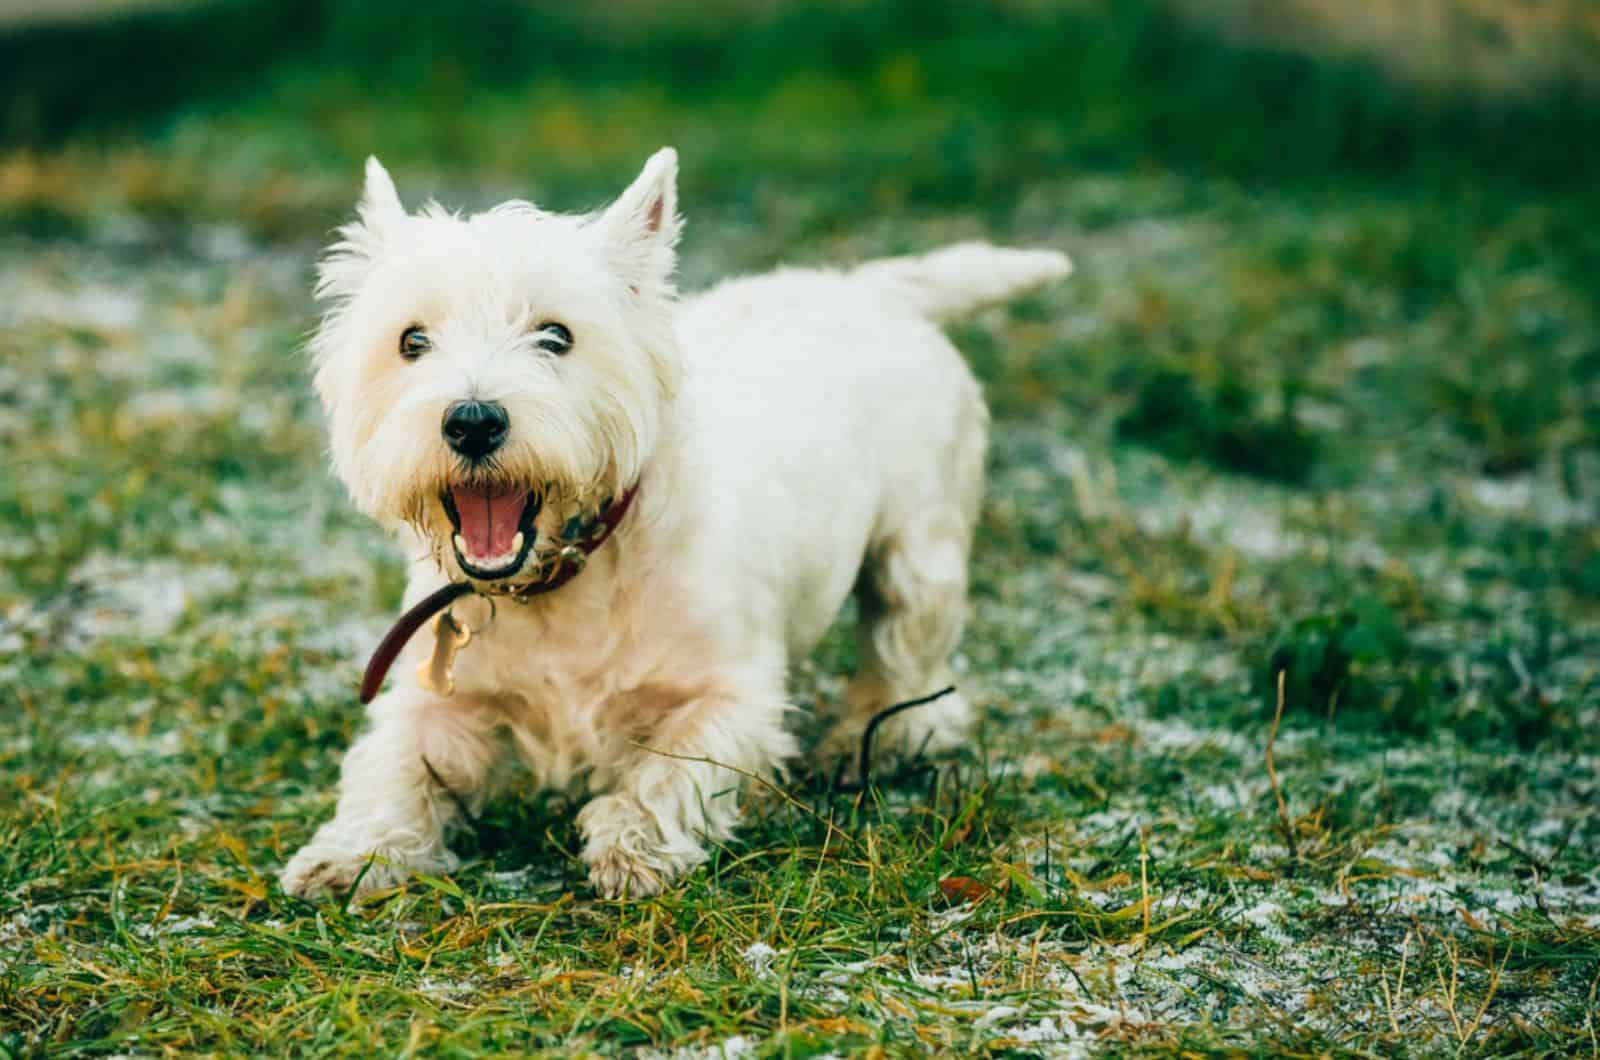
2 2 1599 1056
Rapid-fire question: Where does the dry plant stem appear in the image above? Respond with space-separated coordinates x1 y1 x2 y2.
1379 930 1412 1036
1458 940 1514 1055
1436 936 1465 1043
1138 823 1151 954
1267 669 1298 859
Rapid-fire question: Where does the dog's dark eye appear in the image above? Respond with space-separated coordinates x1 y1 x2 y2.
400 325 431 360
535 322 573 355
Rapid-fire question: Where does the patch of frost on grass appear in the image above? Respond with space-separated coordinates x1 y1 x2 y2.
64 553 238 642
740 941 779 976
640 1035 759 1060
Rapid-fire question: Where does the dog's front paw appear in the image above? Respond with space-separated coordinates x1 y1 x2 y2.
280 833 457 902
577 793 704 900
585 846 668 900
280 841 406 901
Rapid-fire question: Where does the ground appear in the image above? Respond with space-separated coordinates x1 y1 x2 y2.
1 2 1598 1056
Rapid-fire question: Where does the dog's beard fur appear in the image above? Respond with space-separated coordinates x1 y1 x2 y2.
309 153 681 586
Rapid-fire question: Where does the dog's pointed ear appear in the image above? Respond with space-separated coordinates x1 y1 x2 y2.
316 157 405 303
359 155 405 231
597 147 681 292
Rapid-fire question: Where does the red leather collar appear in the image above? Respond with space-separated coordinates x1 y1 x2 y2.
359 484 639 704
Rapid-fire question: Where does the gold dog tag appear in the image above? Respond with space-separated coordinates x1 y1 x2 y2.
417 609 473 696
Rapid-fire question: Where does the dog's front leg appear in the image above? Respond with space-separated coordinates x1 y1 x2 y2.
578 687 795 899
281 687 500 901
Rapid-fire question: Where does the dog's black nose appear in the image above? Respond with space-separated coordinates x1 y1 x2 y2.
442 400 509 459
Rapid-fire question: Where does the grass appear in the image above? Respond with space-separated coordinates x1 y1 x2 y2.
2 1 1598 1055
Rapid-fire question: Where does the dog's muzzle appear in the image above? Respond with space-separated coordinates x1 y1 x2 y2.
360 483 641 703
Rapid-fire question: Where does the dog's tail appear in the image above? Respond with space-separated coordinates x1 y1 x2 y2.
852 241 1072 323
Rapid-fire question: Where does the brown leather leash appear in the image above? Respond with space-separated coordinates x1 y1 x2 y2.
359 485 639 704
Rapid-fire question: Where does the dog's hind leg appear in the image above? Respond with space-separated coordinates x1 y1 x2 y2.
280 687 502 901
823 527 975 776
821 398 985 779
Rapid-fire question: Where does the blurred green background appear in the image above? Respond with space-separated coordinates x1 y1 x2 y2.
5 0 1600 229
2 1 1598 1054
4 0 1599 484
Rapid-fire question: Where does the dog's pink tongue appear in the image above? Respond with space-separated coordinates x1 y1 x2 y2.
451 486 527 560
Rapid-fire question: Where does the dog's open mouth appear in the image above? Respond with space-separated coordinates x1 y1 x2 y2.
441 485 541 580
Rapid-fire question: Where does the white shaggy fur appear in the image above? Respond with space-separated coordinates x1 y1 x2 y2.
280 148 1071 901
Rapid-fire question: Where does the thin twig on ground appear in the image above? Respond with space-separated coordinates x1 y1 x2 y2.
833 685 958 795
1457 939 1514 1055
1266 669 1298 860
1379 930 1412 1036
1138 823 1151 956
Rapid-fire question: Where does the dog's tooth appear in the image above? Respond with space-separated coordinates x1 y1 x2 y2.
510 531 524 554
454 533 468 556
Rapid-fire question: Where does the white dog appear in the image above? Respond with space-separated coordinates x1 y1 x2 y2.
281 148 1070 900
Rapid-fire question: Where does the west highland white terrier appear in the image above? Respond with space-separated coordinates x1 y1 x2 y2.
281 148 1070 900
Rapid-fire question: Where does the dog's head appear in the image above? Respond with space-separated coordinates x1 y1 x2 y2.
310 149 682 587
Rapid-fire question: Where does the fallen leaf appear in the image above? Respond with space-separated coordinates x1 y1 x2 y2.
939 877 990 904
